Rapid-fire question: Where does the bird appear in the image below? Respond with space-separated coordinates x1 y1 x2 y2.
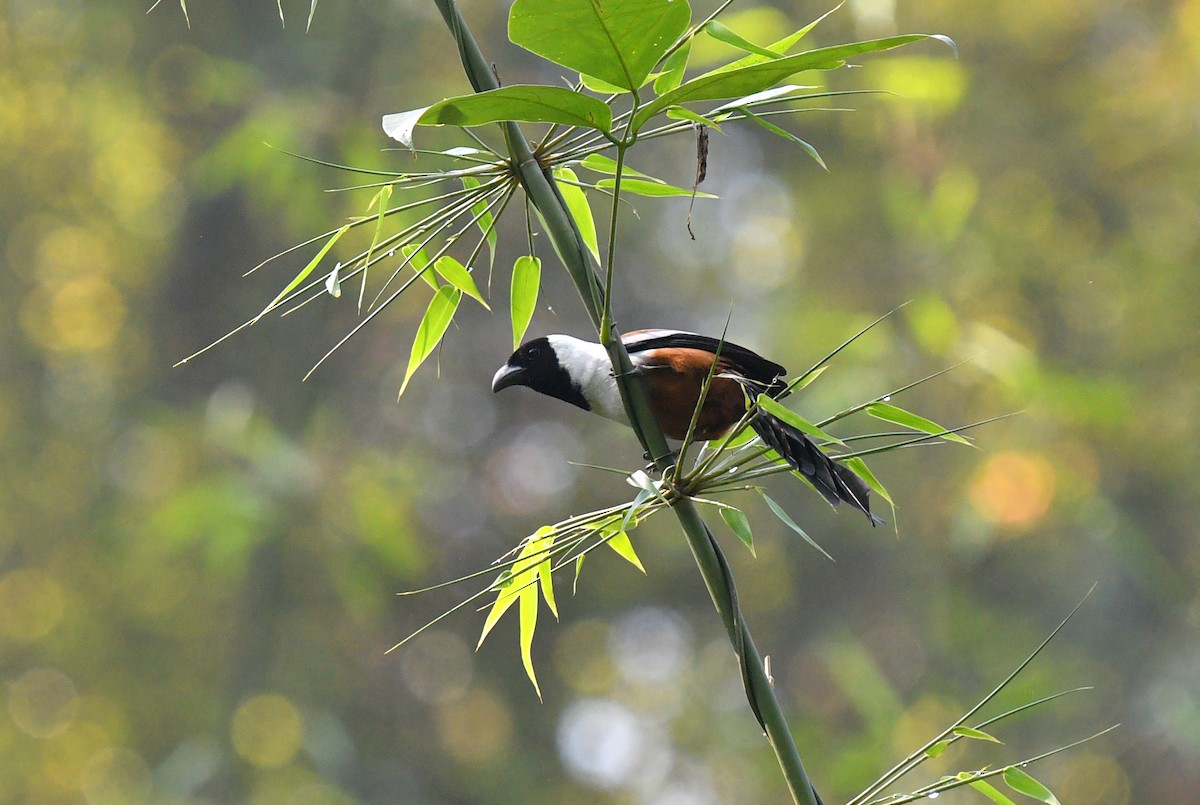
491 329 881 525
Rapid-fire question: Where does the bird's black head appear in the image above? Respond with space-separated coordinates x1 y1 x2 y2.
491 336 590 411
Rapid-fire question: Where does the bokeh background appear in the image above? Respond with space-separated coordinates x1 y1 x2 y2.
2 0 1198 802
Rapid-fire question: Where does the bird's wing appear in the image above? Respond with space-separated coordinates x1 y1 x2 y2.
621 329 787 387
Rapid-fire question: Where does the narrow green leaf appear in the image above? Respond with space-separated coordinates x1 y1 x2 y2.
462 177 497 268
954 726 1004 744
398 286 461 397
665 105 724 130
478 576 521 648
360 184 393 311
553 168 601 265
737 108 827 170
305 0 318 32
530 528 558 620
595 177 717 198
704 20 784 60
258 224 349 320
401 244 439 290
573 554 585 595
757 395 846 446
867 401 973 445
510 255 541 350
784 364 829 395
719 506 755 556
842 456 893 506
606 530 646 573
325 262 341 298
703 4 846 77
579 154 661 181
654 40 690 94
968 778 1017 805
510 0 690 91
760 491 833 561
433 255 489 309
924 739 951 758
579 72 650 94
519 579 541 698
1003 767 1061 805
632 35 952 131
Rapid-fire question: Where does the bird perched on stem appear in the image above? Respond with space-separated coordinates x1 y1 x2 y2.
492 329 881 525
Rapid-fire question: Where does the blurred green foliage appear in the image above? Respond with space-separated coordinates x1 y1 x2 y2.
1 1 1197 803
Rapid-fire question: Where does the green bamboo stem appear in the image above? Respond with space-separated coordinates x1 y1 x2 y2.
428 4 821 803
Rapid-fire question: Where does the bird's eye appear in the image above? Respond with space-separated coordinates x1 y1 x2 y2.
528 346 541 358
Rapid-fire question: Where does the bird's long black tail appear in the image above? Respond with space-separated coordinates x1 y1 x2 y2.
752 412 883 526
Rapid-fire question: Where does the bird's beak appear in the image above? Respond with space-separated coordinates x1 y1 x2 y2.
491 363 526 393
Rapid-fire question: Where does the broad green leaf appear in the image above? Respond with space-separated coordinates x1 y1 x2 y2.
519 578 541 698
704 20 784 60
1003 767 1060 805
735 108 827 170
632 35 952 130
866 401 973 445
757 394 846 446
579 72 654 94
953 726 1004 744
665 105 724 130
842 456 893 506
398 286 461 397
654 40 691 94
461 177 496 268
510 255 541 350
719 506 755 556
433 255 489 309
258 224 348 320
579 154 661 181
360 184 393 311
553 168 601 266
760 491 833 561
383 86 613 149
401 244 439 290
596 177 717 198
606 529 646 573
967 778 1017 805
510 0 690 91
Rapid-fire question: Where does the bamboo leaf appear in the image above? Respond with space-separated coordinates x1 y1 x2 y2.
325 262 341 297
553 168 601 265
258 224 349 320
760 491 833 561
579 154 661 181
924 739 951 758
510 255 541 350
719 506 756 556
510 0 690 91
654 39 690 94
842 456 893 506
477 572 521 649
704 20 784 60
665 105 724 130
1004 768 1060 804
606 529 646 573
360 184 393 311
531 527 558 620
632 35 953 131
462 176 497 268
736 108 827 170
702 4 847 77
519 578 541 698
433 255 489 309
867 401 973 446
967 777 1017 805
954 726 1004 744
595 177 718 198
757 394 846 447
398 286 461 397
401 244 440 290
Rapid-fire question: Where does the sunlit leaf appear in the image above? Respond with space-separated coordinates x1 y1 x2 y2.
967 778 1017 805
633 35 953 130
573 554 585 595
867 401 973 445
784 364 829 395
530 527 558 620
654 40 691 94
433 255 489 309
703 4 846 76
510 0 690 91
1004 767 1061 805
954 726 1004 744
704 20 784 60
519 577 541 698
665 105 723 130
553 168 601 266
462 176 497 268
924 739 951 758
257 224 349 321
719 506 755 556
606 529 646 573
757 395 846 446
401 244 439 290
381 107 428 150
579 154 661 181
760 491 833 561
360 184 393 311
510 255 541 350
478 574 521 648
595 177 717 198
579 72 654 94
398 286 461 397
710 84 816 115
735 108 827 170
842 456 893 506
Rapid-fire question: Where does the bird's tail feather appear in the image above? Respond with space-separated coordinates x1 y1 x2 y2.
751 413 883 526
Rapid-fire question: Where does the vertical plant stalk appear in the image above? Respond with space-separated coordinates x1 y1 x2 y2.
429 3 821 803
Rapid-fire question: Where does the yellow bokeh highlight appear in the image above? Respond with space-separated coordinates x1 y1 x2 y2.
436 687 512 766
21 276 126 354
80 747 150 805
1058 752 1131 804
8 667 78 738
0 568 66 642
231 694 304 769
41 721 112 797
969 451 1057 528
